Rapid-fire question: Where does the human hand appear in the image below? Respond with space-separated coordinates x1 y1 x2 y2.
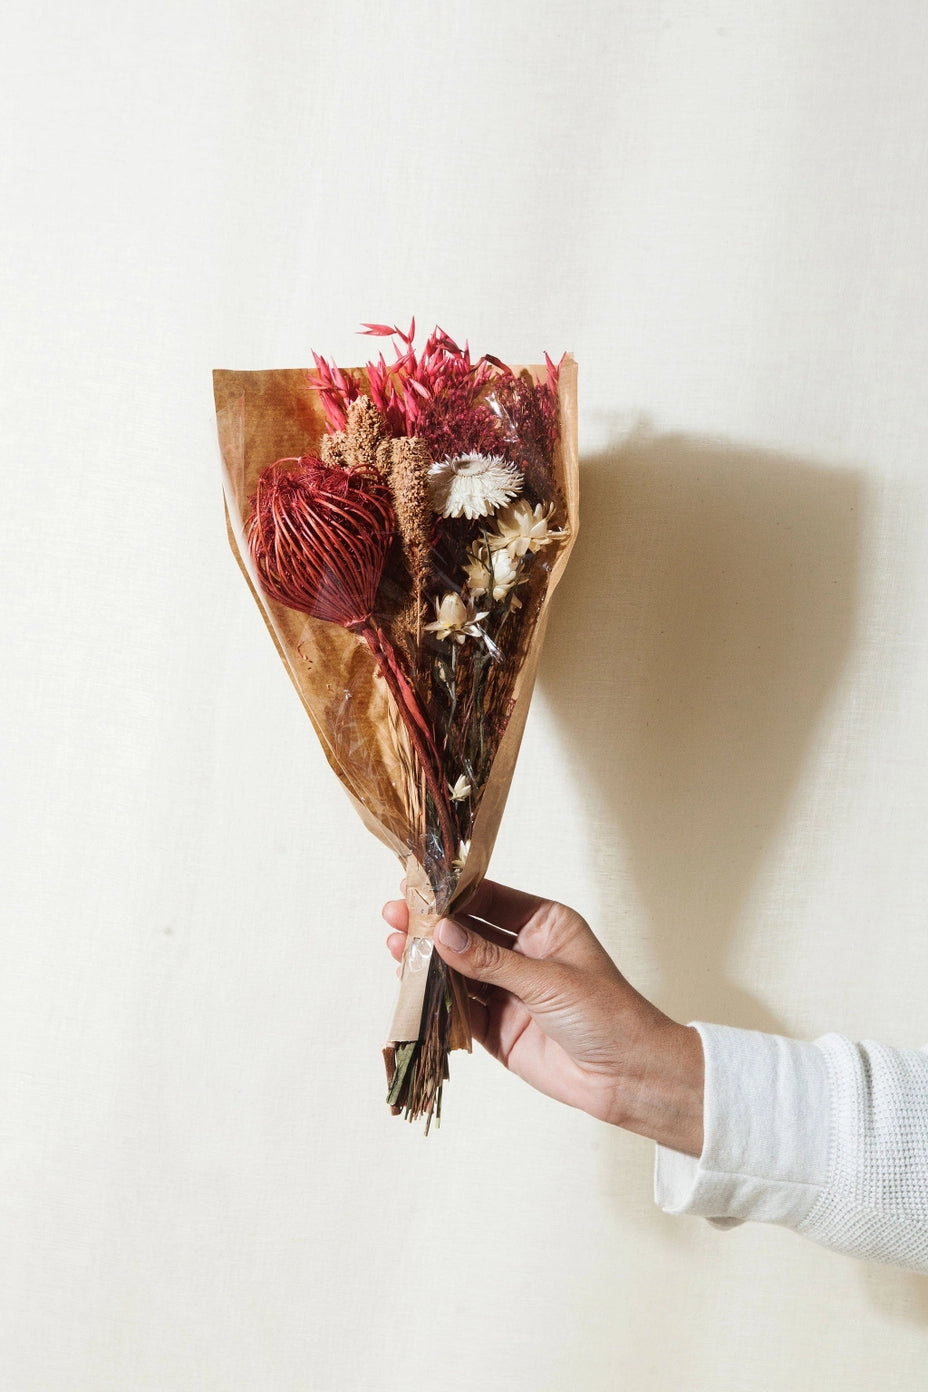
382 879 704 1156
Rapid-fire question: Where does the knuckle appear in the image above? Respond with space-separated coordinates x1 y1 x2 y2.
468 933 505 980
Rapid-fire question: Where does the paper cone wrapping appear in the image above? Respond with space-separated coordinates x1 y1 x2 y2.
214 354 578 1072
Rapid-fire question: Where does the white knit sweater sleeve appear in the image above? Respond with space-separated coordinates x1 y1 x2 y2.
653 1023 928 1272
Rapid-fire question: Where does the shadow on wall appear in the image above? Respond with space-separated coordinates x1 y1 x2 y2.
543 441 928 1309
542 427 865 1035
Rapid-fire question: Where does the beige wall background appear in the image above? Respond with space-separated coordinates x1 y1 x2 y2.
4 2 928 1387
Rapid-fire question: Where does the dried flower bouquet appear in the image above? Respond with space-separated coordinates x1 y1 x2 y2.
215 324 578 1128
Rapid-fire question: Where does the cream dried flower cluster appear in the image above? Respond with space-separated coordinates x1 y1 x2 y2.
464 499 567 606
427 497 567 652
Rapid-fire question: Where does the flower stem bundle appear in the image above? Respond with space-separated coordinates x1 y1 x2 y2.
215 325 578 1129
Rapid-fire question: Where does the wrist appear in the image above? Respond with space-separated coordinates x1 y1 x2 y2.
608 1019 705 1157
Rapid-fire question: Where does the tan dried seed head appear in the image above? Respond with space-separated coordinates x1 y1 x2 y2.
345 396 387 471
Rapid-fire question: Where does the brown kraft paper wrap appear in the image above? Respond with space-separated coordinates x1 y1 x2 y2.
215 352 578 1122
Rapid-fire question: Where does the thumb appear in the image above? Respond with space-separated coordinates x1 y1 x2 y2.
433 917 558 1007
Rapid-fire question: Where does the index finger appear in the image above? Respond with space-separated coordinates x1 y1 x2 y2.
457 879 548 937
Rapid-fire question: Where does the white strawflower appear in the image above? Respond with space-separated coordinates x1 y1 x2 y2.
463 541 523 604
452 840 471 873
423 592 489 645
428 453 524 520
489 499 567 558
449 774 472 802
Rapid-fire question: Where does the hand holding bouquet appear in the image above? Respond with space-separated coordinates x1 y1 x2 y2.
215 323 578 1128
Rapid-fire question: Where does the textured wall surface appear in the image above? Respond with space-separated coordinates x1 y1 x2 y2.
4 3 928 1388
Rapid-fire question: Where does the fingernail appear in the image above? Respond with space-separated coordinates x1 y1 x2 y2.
437 918 468 953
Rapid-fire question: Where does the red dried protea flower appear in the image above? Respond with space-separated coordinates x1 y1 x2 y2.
246 455 457 864
248 456 393 629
